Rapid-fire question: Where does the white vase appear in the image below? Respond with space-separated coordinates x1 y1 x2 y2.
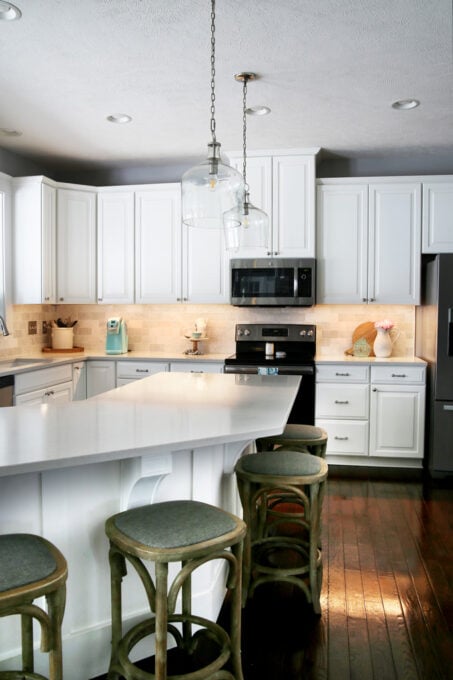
373 328 392 358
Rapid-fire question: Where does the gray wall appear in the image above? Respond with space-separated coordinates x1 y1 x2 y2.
2 146 453 184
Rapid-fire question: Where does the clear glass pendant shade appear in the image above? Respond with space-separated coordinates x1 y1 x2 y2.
224 191 269 251
182 142 244 229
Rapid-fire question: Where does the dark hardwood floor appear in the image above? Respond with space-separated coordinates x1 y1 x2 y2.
92 471 453 680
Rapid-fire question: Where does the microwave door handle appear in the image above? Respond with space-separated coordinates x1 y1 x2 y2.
448 307 453 357
294 269 298 297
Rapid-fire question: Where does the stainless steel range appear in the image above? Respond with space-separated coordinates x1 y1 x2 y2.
224 323 316 425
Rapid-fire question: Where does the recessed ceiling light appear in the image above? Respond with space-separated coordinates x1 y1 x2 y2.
246 106 271 116
391 99 420 110
107 114 132 124
0 127 22 136
0 2 22 20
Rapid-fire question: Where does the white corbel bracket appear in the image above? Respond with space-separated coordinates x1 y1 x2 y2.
120 451 173 510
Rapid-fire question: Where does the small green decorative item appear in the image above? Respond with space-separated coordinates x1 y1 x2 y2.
353 337 371 357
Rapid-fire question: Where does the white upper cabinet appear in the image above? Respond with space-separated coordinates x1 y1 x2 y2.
135 184 182 303
422 179 453 253
97 190 135 304
12 176 57 304
226 150 317 258
57 188 97 303
135 183 229 304
317 179 421 305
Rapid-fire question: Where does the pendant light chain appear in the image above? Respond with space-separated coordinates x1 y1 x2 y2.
210 0 216 143
242 77 248 191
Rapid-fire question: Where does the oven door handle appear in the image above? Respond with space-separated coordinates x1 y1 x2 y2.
224 366 258 375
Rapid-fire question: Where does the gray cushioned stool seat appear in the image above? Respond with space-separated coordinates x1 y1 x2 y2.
235 451 328 615
0 533 67 680
256 424 328 458
105 500 246 680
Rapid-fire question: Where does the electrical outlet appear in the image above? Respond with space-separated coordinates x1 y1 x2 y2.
28 321 37 335
42 321 49 334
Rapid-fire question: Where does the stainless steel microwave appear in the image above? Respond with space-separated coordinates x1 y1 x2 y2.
230 258 316 307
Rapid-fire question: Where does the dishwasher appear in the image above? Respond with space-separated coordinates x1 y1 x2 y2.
0 374 14 406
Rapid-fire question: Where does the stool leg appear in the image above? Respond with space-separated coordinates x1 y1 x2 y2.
108 546 127 679
309 482 322 615
47 583 66 680
236 477 252 606
21 613 34 673
155 561 169 680
181 561 192 651
230 541 244 680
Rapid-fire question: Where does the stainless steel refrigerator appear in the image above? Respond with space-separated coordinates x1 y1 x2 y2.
415 254 453 476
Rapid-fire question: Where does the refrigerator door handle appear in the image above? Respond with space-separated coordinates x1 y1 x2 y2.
443 405 453 411
448 307 453 356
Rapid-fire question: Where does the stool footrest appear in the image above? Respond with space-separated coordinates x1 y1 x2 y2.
117 613 233 679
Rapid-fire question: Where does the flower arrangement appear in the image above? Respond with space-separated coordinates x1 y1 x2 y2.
375 319 394 331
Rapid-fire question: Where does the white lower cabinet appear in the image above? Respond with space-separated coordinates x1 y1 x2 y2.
169 362 224 373
86 361 116 398
316 362 426 466
72 362 87 401
14 364 74 405
116 361 169 386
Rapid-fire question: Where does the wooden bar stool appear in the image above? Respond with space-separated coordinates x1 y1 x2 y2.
0 533 67 680
256 424 328 458
105 500 247 680
235 450 328 614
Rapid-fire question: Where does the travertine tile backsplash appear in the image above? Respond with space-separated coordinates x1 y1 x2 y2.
0 303 416 359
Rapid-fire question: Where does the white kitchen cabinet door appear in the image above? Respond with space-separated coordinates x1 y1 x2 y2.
317 180 421 305
13 177 57 304
272 154 315 257
15 381 73 405
227 152 316 258
316 184 368 303
226 155 273 258
86 361 116 398
369 182 421 304
422 180 453 253
97 191 135 304
369 384 425 459
183 223 230 303
72 362 87 401
135 185 182 303
57 188 97 303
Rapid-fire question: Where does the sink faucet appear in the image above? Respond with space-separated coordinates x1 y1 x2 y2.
0 315 10 336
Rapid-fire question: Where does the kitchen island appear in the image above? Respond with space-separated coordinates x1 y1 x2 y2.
0 371 300 679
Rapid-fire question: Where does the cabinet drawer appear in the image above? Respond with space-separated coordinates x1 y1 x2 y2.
15 364 73 395
371 365 425 384
169 362 224 373
316 384 369 418
116 361 169 379
316 364 369 383
316 419 369 456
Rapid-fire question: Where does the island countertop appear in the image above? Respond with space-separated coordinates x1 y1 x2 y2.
0 371 301 477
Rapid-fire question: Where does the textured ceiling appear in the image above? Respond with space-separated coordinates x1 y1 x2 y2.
0 0 452 172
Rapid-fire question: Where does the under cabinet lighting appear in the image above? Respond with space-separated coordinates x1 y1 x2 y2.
391 99 420 110
107 114 132 124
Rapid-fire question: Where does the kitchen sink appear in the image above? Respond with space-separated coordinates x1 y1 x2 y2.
0 358 53 371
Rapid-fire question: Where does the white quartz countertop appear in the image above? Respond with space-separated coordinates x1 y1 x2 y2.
0 350 228 377
0 372 301 477
314 354 426 365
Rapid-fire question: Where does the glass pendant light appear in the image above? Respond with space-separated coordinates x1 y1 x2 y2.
224 72 269 252
181 0 244 229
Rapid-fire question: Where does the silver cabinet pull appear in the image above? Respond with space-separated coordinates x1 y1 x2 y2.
44 390 55 397
334 436 349 440
334 400 349 404
136 369 149 373
335 372 350 376
391 373 407 378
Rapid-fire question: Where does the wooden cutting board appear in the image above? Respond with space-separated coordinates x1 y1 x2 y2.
344 321 377 356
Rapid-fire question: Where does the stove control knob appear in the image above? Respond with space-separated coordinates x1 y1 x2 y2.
243 329 251 336
307 330 314 337
299 330 306 337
